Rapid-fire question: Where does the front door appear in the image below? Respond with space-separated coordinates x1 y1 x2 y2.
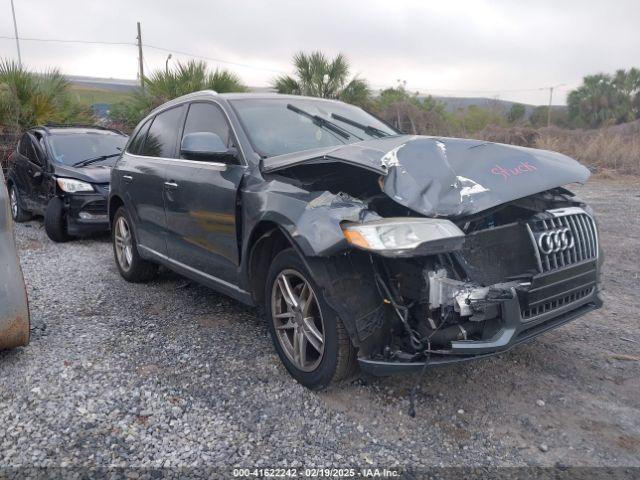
163 101 245 283
17 133 46 213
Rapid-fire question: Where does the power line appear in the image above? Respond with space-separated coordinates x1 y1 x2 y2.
143 43 287 74
371 84 560 94
0 35 133 46
0 34 287 75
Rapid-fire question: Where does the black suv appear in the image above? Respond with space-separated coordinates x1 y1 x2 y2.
110 91 602 389
7 125 128 242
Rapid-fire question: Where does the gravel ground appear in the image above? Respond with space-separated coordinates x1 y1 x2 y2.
1 177 638 471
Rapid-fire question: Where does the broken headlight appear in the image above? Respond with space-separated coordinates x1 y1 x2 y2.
342 218 465 256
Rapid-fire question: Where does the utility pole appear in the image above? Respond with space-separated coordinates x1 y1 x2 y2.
546 83 565 128
165 53 172 75
136 22 145 93
10 0 22 67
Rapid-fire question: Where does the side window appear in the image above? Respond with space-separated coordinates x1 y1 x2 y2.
182 102 234 149
141 106 184 158
21 134 43 166
26 143 42 166
17 134 29 156
127 118 152 154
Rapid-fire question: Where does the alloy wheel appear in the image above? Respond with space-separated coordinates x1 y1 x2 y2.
271 269 325 372
114 216 133 272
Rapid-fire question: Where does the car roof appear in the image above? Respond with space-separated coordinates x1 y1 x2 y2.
149 90 349 116
217 92 346 103
31 125 126 137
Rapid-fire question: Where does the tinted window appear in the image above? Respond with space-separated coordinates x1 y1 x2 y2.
141 106 184 158
128 118 152 154
26 142 42 166
182 102 233 148
18 134 29 156
20 134 43 166
49 133 127 166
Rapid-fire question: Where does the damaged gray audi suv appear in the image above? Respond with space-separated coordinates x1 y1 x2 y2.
109 91 603 389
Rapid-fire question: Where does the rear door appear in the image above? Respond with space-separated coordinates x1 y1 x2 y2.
116 105 186 256
163 101 246 283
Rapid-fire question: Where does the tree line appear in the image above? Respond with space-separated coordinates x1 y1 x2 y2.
1 52 639 136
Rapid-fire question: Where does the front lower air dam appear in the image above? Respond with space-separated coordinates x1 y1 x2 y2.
0 170 30 350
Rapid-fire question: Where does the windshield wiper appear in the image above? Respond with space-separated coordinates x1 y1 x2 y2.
330 113 390 138
73 152 121 167
286 104 355 140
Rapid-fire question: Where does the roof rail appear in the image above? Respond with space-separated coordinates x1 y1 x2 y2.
37 124 125 135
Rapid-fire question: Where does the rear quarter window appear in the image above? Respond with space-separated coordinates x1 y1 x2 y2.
140 106 184 158
127 118 152 155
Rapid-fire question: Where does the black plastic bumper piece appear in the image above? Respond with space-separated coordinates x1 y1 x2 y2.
358 293 603 376
65 193 110 236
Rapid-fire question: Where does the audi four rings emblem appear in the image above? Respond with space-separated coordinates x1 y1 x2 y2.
537 227 575 254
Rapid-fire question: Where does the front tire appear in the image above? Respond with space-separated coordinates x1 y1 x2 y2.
265 248 357 389
8 184 32 223
44 197 72 242
112 206 158 282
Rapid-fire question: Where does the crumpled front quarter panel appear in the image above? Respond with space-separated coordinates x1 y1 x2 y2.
242 177 379 257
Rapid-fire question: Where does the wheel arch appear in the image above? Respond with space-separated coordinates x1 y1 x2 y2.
108 195 125 226
246 221 301 304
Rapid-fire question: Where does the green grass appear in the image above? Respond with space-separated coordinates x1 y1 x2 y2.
68 85 133 106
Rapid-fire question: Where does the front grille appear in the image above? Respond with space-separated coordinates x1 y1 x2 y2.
521 286 595 320
527 209 598 273
82 200 107 215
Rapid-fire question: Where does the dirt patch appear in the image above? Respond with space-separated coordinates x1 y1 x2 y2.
195 314 231 329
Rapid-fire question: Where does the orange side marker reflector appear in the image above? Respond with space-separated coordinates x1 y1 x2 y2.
343 229 370 249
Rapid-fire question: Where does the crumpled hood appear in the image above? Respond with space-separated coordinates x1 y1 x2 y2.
261 135 591 217
53 163 112 184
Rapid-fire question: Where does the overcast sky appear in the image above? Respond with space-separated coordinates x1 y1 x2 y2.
1 0 638 105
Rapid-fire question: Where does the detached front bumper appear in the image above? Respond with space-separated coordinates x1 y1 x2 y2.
65 190 109 236
359 288 603 376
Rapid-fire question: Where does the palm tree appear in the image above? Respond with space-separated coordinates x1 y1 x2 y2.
0 59 91 131
613 68 640 119
273 51 370 107
111 60 247 129
144 60 246 104
567 74 631 127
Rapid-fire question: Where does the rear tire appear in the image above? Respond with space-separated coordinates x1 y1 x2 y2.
8 184 32 223
44 197 72 242
112 206 158 282
265 248 357 390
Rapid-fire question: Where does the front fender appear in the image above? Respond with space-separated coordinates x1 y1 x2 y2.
242 179 380 259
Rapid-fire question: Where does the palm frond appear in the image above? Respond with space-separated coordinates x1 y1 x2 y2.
207 69 247 93
272 75 300 95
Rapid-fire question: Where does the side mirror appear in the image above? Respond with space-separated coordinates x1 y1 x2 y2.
180 132 238 163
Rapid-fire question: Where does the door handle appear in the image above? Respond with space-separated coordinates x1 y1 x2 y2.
122 175 133 182
164 181 179 190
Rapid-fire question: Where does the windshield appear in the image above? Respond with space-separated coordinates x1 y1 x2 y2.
49 133 127 166
229 98 397 158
